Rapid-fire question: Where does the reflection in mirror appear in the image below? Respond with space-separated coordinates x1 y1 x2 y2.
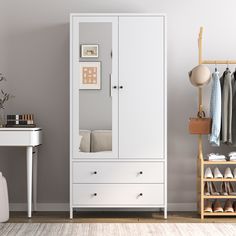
79 23 112 153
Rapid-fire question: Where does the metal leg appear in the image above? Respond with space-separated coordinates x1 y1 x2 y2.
26 146 33 218
164 207 167 219
33 147 38 212
70 207 73 219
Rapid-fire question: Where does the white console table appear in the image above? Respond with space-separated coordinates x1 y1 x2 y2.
0 128 42 218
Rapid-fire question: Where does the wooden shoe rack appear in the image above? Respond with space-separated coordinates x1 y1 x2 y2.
198 159 236 218
195 27 236 218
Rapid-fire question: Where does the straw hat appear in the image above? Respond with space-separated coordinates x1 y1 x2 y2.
189 65 211 87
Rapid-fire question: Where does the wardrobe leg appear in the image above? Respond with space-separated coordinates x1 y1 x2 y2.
164 207 167 219
70 208 73 219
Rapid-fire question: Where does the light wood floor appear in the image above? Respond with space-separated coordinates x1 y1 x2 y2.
8 211 236 223
2 222 236 236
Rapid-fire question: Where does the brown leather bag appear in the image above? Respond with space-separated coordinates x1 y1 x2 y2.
189 111 212 135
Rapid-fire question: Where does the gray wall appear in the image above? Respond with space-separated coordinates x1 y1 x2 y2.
1 0 236 209
79 23 112 130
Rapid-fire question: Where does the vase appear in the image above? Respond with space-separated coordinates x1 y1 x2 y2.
0 109 5 127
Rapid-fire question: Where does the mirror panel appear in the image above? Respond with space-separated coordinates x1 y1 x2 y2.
79 22 113 153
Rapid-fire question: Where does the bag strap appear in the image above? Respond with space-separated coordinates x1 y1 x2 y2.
197 111 206 118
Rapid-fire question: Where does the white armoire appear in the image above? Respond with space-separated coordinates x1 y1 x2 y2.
70 13 167 218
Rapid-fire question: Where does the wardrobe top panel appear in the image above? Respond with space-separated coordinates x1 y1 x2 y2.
70 13 166 17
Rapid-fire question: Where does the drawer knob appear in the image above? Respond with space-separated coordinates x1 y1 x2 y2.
93 193 97 196
139 193 143 197
139 171 143 175
93 171 97 174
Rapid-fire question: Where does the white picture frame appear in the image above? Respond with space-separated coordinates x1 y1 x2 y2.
79 62 101 89
80 44 99 58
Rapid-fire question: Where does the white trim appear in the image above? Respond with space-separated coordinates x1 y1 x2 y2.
9 203 196 212
168 203 197 212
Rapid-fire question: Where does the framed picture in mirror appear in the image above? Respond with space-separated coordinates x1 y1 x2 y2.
79 62 101 89
80 44 99 58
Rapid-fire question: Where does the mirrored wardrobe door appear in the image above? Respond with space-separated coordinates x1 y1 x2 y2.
71 16 118 159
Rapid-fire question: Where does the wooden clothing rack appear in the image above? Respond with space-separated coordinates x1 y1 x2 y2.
197 27 236 219
197 26 236 161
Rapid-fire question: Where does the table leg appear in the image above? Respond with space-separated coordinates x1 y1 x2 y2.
33 147 38 212
27 146 33 218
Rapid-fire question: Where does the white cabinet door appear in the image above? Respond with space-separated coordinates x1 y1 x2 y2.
119 16 165 159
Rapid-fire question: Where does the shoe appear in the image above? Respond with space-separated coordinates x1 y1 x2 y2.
224 200 234 212
209 182 220 195
204 200 213 212
208 153 226 161
233 168 236 178
213 200 223 212
229 156 236 161
233 202 236 212
214 167 223 178
224 167 233 178
226 182 236 195
204 182 210 196
228 152 236 157
220 182 228 196
204 168 213 178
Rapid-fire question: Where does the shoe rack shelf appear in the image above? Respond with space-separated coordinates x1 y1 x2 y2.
204 195 236 199
198 159 236 218
204 161 236 165
203 179 236 182
204 212 236 216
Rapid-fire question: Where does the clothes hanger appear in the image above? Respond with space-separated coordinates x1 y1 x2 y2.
226 61 230 71
215 61 218 72
222 61 229 78
234 67 236 80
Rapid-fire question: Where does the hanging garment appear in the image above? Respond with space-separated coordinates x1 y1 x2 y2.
231 71 236 145
220 69 232 144
209 71 221 146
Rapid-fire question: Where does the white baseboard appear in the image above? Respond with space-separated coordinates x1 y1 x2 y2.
168 203 196 211
10 203 196 212
10 203 69 211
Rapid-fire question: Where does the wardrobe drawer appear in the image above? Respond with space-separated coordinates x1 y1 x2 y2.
72 184 164 206
72 162 164 184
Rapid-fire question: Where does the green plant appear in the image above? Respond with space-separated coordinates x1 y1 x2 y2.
0 73 14 109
